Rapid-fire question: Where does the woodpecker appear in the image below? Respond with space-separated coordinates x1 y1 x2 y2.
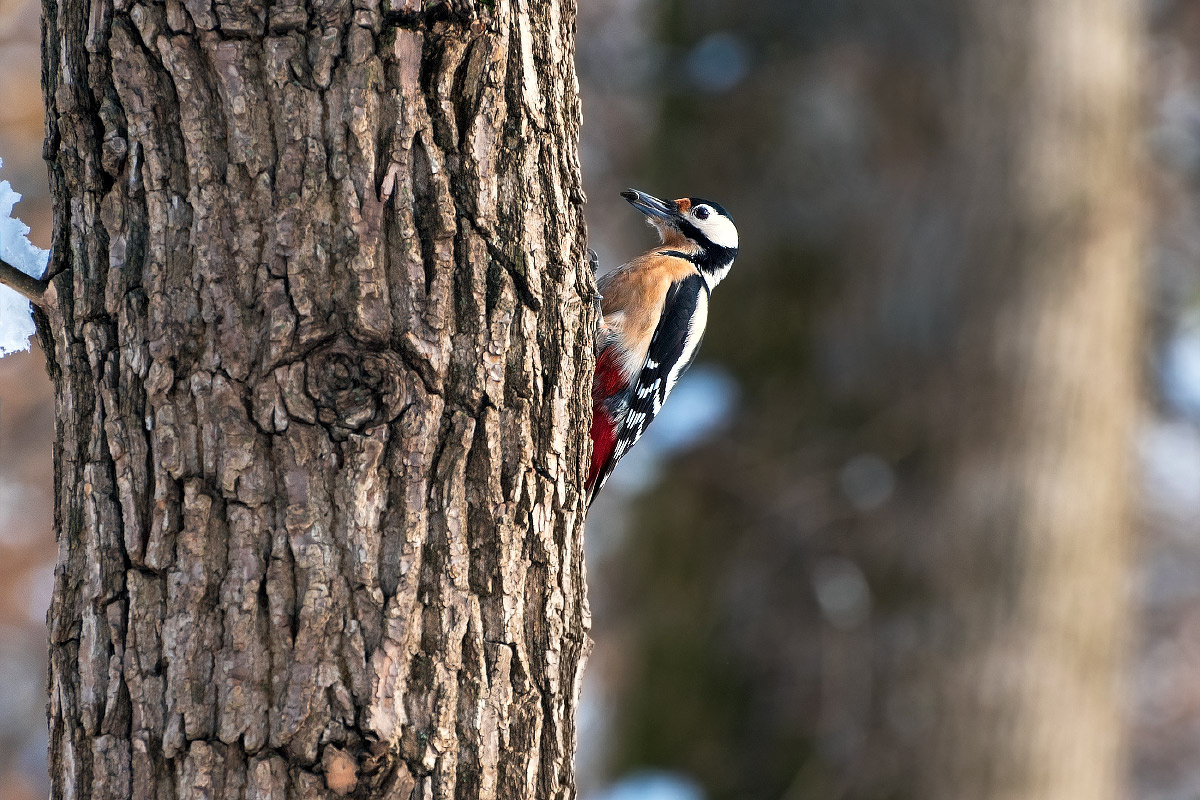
587 188 739 506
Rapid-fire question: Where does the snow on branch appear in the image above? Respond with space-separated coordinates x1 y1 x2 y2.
0 157 50 357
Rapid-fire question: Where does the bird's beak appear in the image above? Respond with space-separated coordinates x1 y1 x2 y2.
621 189 677 221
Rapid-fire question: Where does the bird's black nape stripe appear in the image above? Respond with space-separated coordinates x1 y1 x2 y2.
673 218 737 273
657 247 733 285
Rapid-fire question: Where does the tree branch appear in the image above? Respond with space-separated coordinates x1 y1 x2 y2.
0 256 50 307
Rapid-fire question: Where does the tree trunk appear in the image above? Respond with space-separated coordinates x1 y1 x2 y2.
607 1 1143 798
923 1 1142 797
38 0 593 797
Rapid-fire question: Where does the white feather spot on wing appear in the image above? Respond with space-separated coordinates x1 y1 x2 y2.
663 289 708 401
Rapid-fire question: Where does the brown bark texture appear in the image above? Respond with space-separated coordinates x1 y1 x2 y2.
37 0 593 797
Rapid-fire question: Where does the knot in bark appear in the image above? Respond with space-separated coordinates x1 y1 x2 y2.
306 347 409 439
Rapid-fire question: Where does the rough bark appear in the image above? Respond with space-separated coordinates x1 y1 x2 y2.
38 0 593 797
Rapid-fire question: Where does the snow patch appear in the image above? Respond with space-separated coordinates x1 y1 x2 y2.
0 157 49 357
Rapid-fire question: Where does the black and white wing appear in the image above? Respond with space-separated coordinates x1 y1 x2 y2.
608 274 710 474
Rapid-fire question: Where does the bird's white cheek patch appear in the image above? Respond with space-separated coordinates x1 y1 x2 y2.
699 215 738 250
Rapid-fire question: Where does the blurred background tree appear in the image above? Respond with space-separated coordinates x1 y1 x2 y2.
6 0 1200 799
580 1 1188 800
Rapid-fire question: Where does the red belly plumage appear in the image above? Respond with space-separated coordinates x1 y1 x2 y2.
588 408 617 491
587 347 628 494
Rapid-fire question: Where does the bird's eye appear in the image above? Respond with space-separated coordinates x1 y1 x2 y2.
695 206 710 220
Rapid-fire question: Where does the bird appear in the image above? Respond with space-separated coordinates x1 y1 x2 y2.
586 188 739 506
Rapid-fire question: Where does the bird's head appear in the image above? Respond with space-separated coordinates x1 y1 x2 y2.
622 188 738 289
622 188 738 255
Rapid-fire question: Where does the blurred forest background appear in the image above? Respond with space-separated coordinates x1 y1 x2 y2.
2 0 1199 799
